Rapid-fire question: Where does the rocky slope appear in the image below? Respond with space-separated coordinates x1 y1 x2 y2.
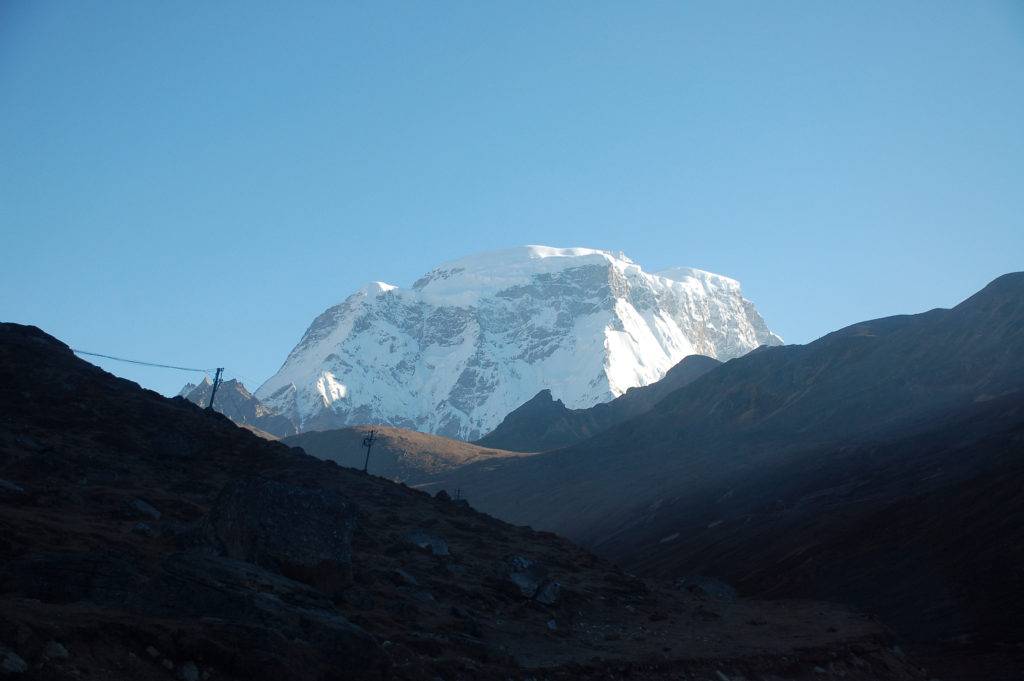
476 354 721 452
426 273 1024 664
256 246 781 439
0 323 920 680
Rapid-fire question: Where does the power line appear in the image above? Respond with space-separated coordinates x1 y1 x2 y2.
71 349 213 374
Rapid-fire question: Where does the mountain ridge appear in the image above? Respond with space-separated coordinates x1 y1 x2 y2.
475 354 722 452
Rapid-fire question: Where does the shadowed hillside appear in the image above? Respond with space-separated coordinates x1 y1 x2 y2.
427 273 1024 669
0 323 921 680
475 355 721 452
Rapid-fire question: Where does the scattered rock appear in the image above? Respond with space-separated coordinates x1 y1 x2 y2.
146 646 160 658
546 619 557 631
392 569 419 586
179 661 200 681
43 641 68 659
0 480 24 496
676 575 737 602
405 530 449 556
505 555 551 600
130 498 161 520
131 521 156 537
534 579 561 605
0 648 27 674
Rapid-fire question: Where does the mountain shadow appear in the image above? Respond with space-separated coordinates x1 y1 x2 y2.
475 354 721 452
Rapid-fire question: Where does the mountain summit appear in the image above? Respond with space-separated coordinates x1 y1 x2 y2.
256 246 781 439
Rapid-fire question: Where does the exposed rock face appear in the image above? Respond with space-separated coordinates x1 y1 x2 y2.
256 246 781 439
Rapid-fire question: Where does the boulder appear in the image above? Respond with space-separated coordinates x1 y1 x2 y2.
534 579 561 605
43 642 68 659
129 498 161 520
0 648 27 674
404 530 449 556
505 555 553 601
676 575 737 602
0 480 24 496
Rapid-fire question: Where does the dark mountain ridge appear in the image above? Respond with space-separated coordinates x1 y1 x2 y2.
475 354 721 452
427 273 1024 663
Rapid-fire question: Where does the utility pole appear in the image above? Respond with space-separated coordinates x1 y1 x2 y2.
361 429 377 473
207 368 224 411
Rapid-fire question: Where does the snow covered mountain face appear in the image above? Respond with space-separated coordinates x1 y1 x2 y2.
256 246 782 440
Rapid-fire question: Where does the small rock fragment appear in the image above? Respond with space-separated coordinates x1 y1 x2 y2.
179 661 200 681
0 650 27 674
44 641 69 659
130 498 162 520
393 569 418 586
0 480 25 496
132 522 156 537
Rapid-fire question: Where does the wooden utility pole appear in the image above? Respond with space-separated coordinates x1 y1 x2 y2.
207 368 224 410
361 429 377 473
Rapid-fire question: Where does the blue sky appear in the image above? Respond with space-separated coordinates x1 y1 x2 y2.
2 2 1022 396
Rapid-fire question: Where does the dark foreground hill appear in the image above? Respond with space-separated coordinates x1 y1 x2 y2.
428 273 1024 668
0 324 920 680
475 355 721 452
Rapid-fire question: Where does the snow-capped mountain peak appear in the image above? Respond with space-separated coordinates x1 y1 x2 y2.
256 245 782 439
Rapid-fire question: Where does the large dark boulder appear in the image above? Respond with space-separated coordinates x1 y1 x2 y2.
198 478 357 594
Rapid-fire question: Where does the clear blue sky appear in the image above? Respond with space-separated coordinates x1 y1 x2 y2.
2 2 1022 396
